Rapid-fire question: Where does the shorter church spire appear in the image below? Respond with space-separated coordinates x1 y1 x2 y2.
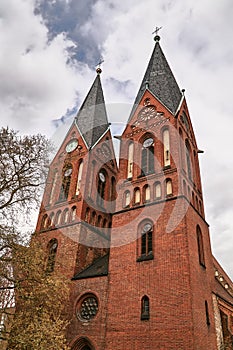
76 70 109 149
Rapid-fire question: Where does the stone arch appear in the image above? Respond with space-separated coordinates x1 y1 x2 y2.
71 337 95 350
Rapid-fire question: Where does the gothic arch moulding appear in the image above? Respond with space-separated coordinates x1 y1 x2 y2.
71 337 95 350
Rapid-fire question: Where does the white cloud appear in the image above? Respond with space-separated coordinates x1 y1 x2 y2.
0 0 93 134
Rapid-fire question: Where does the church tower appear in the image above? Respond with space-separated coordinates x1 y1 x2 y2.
105 34 219 349
34 35 233 350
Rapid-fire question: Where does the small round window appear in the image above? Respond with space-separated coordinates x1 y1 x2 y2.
77 294 99 322
64 168 72 177
142 223 152 233
99 172 106 182
143 138 153 148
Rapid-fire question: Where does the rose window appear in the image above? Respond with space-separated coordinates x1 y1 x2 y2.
78 295 98 321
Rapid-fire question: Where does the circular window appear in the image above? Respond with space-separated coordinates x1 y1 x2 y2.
64 168 72 177
143 138 154 148
142 223 152 233
99 172 106 183
77 295 99 321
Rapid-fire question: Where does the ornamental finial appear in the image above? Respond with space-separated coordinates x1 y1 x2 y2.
96 57 104 74
152 26 162 41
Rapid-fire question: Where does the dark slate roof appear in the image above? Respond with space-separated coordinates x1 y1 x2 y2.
72 254 109 280
76 74 109 148
129 39 182 120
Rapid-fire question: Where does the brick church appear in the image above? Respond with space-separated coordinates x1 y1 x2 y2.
35 34 233 349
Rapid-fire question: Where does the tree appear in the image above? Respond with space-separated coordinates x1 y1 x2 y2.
0 127 70 349
3 239 70 350
0 127 50 221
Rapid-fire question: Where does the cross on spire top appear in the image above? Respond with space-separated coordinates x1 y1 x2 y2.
152 26 162 36
152 26 162 41
96 57 104 74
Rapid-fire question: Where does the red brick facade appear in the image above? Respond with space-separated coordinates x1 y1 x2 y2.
34 39 233 349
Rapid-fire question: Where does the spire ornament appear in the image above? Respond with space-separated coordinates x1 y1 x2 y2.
96 57 104 74
152 26 162 41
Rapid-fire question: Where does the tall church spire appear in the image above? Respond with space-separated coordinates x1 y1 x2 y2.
76 70 109 149
129 35 182 119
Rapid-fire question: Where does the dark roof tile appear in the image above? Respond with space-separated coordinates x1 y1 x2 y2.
76 74 109 148
72 254 109 280
129 41 182 120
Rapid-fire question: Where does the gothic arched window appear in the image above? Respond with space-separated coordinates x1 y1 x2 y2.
166 179 173 196
54 210 61 226
59 164 72 201
88 161 96 197
71 206 76 221
49 169 58 204
134 187 141 205
197 225 205 267
103 218 107 228
141 136 154 176
205 300 210 326
154 182 161 199
111 176 116 201
76 160 83 196
179 128 184 168
163 128 170 167
46 238 58 273
137 221 153 261
85 208 90 223
123 190 131 208
48 212 54 227
91 211 97 226
127 142 134 179
41 214 48 230
62 208 69 224
141 295 150 320
185 140 192 180
143 184 151 203
97 215 102 227
141 223 153 255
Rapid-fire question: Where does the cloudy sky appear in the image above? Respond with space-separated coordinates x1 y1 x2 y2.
1 0 233 278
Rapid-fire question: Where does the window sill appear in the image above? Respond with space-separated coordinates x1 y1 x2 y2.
138 171 155 178
143 200 151 204
141 314 150 320
137 253 154 262
200 262 206 269
163 165 171 171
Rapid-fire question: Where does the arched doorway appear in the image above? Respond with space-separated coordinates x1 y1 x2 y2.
71 337 95 350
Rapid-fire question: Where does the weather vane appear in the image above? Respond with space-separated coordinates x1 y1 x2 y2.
152 26 162 36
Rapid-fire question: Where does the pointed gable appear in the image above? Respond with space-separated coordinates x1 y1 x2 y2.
129 37 182 120
76 73 109 149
